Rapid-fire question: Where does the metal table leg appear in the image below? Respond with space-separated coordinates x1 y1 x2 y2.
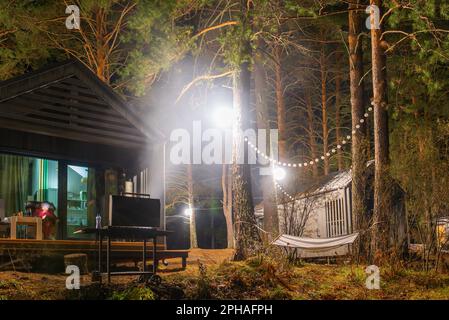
98 231 102 284
107 236 111 284
143 239 147 272
153 237 157 274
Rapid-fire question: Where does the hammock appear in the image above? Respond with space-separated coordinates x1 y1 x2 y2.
272 233 359 252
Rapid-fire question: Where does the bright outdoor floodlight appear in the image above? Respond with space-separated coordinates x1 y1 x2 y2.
184 207 193 217
273 167 286 181
213 107 234 128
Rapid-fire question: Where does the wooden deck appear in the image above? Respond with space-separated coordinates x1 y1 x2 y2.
0 238 188 269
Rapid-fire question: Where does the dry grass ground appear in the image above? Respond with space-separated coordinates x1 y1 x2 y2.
0 248 234 299
1 249 449 300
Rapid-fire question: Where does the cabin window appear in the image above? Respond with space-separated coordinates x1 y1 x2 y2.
67 165 97 238
325 198 346 237
0 154 58 217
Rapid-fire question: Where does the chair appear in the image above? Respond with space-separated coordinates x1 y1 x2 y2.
10 215 43 240
0 199 9 238
0 199 4 221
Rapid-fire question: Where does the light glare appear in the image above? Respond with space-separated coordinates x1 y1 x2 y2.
213 108 234 128
184 207 193 216
273 167 286 181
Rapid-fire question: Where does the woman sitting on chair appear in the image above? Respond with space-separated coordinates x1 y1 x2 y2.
26 201 58 240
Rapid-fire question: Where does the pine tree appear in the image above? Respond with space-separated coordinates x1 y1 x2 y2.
231 0 261 260
348 0 371 260
0 0 194 95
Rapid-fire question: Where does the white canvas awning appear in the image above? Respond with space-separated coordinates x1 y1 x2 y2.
272 233 359 252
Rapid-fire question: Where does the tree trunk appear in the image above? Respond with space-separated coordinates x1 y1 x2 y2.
305 88 319 179
274 45 287 160
232 67 261 259
232 1 261 260
221 163 234 248
370 0 390 258
366 106 372 160
187 163 197 248
335 64 343 171
370 0 406 261
349 0 370 260
320 45 329 175
255 38 279 240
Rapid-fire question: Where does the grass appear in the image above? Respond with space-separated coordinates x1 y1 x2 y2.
0 279 21 290
159 256 449 300
109 286 155 300
0 278 40 300
1 250 449 300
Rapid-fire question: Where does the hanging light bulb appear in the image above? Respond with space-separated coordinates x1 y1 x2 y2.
273 167 286 181
184 206 193 217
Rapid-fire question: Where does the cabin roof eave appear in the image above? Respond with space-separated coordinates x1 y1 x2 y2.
0 60 165 148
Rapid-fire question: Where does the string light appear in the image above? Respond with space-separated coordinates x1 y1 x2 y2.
253 106 374 203
274 181 295 201
273 167 286 181
244 106 373 169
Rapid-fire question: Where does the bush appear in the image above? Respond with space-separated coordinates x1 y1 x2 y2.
194 262 213 299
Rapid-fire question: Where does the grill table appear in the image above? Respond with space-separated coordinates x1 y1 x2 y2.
76 226 171 284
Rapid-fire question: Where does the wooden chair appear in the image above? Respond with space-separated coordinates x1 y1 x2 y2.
9 216 43 240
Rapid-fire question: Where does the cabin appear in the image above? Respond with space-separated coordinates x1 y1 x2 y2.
0 60 187 271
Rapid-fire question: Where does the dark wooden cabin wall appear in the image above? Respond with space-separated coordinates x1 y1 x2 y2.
0 127 145 169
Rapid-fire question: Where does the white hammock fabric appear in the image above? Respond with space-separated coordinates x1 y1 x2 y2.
272 233 359 252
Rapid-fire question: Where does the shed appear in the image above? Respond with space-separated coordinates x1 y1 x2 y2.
277 162 374 258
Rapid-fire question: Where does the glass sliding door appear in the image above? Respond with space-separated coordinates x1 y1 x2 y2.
0 153 58 239
66 165 96 238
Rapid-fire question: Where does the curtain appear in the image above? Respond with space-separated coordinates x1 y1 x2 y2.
0 155 30 216
87 168 96 228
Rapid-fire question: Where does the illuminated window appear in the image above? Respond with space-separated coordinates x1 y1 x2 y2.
325 198 347 237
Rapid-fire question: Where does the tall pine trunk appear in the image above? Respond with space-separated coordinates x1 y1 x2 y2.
255 38 279 240
232 67 261 259
349 0 370 259
232 0 261 260
274 45 287 160
187 163 198 248
305 88 319 179
320 45 329 175
335 62 343 171
370 0 390 258
369 0 407 261
221 163 234 248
